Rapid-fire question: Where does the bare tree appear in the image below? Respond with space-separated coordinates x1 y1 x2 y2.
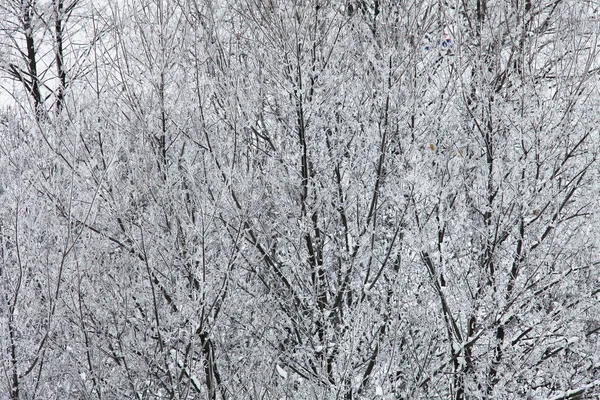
1 0 599 399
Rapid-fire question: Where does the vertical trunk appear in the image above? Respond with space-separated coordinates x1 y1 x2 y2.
199 331 225 400
9 319 20 400
487 218 525 395
54 0 66 112
22 1 43 119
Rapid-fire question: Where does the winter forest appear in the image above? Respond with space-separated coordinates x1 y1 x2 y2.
1 0 600 399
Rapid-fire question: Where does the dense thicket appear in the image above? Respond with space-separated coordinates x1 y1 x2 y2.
1 0 599 399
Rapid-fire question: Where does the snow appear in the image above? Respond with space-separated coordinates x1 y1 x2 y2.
276 364 288 380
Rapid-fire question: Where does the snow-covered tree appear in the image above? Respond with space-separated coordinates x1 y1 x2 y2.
1 0 599 399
